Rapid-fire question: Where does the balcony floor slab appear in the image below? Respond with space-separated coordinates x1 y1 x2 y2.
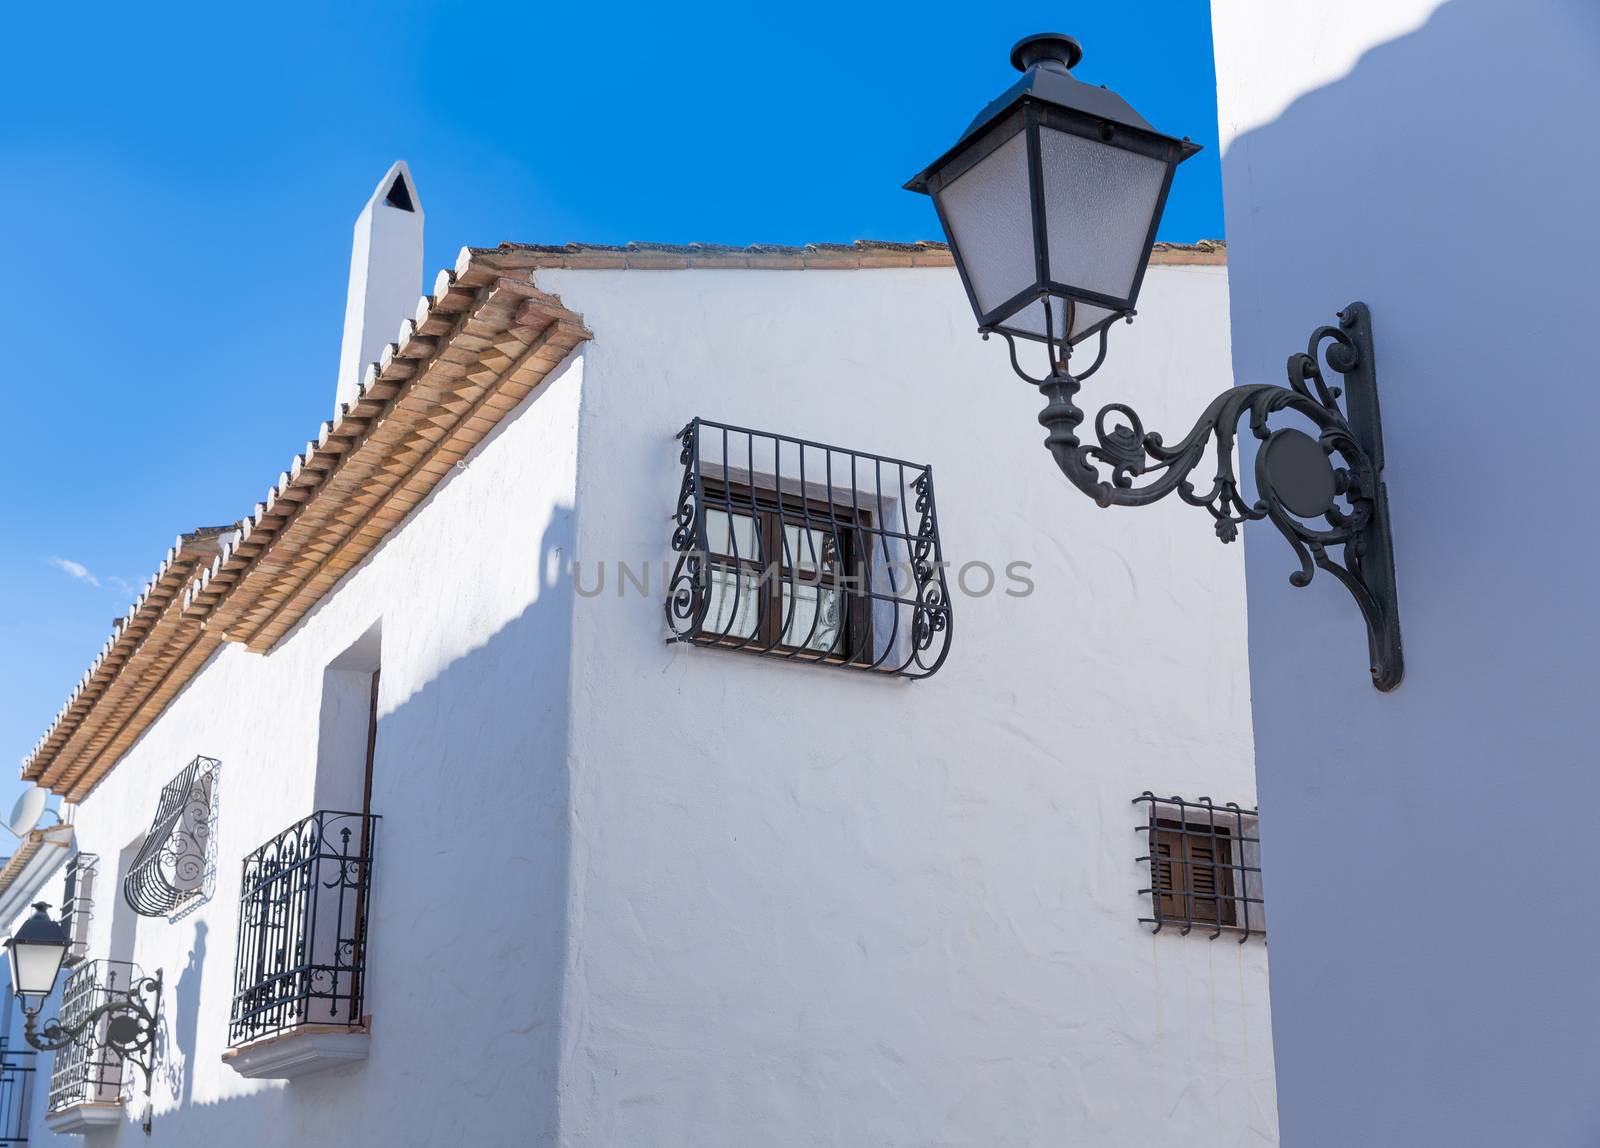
46 1101 125 1133
222 1023 370 1080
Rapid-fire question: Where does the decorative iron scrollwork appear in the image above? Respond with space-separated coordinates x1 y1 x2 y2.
909 472 949 651
666 417 953 678
123 756 218 918
667 419 709 636
1004 302 1401 690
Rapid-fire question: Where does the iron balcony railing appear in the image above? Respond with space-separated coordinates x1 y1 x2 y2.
0 1042 35 1143
229 810 379 1048
47 960 133 1114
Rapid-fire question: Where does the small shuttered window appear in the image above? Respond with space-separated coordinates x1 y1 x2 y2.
1151 819 1236 927
1135 793 1264 940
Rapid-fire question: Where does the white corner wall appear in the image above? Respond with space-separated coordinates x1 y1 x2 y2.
546 262 1276 1145
1212 1 1600 1144
18 349 584 1147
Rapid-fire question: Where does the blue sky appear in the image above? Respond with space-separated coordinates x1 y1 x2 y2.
0 2 1221 802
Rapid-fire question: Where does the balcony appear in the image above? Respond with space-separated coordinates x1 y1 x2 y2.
224 811 378 1080
44 960 133 1134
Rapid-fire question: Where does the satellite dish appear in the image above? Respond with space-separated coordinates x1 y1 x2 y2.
6 788 48 838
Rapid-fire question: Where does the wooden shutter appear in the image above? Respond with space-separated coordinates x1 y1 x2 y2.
1151 831 1180 920
1186 829 1236 925
1153 819 1237 927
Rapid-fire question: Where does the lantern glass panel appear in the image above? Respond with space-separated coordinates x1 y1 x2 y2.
7 938 66 1000
934 129 1035 319
1005 296 1119 344
1037 125 1169 305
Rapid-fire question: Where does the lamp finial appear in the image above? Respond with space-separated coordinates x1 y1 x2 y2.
1010 33 1082 74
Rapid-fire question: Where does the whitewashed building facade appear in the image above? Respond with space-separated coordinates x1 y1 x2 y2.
6 165 1274 1145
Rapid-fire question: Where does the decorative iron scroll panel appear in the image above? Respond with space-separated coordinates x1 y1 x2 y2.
0 1044 34 1145
1026 302 1401 690
667 418 953 679
45 960 137 1113
123 755 218 918
1134 793 1264 941
229 810 379 1047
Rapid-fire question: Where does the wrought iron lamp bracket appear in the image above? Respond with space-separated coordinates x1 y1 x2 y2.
23 970 162 1126
1011 301 1401 691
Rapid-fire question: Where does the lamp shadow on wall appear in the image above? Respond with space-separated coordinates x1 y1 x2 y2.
158 918 205 1109
1218 2 1600 1147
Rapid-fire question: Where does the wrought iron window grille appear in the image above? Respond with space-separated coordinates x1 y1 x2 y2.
44 959 148 1115
59 852 99 968
0 1043 34 1145
1134 793 1264 942
666 418 953 679
123 756 219 920
228 810 379 1048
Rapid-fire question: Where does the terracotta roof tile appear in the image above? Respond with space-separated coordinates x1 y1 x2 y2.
467 239 1223 270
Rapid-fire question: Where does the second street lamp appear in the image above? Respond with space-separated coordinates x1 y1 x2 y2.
907 33 1402 691
3 903 163 1134
5 900 70 1006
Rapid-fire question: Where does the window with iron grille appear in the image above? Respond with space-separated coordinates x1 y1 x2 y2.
59 852 99 968
667 418 952 678
123 755 218 919
1134 793 1264 940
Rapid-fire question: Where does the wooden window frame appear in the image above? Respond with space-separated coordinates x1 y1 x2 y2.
699 477 874 661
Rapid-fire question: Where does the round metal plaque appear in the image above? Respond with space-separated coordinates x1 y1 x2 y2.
1262 429 1337 518
106 1014 143 1046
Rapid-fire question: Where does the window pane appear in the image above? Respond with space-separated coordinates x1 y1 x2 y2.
704 566 761 639
705 508 760 559
781 582 844 653
781 522 841 574
1004 295 1118 343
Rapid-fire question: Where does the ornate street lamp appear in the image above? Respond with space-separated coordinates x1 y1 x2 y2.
5 901 69 1007
907 33 1402 691
4 903 162 1133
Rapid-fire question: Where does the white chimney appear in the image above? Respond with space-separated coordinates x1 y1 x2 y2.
334 161 423 416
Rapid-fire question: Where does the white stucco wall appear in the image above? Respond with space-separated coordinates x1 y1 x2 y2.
16 348 583 1146
1212 1 1600 1144
16 258 1272 1147
545 262 1275 1146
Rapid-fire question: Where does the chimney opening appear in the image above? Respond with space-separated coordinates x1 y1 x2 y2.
384 175 415 212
